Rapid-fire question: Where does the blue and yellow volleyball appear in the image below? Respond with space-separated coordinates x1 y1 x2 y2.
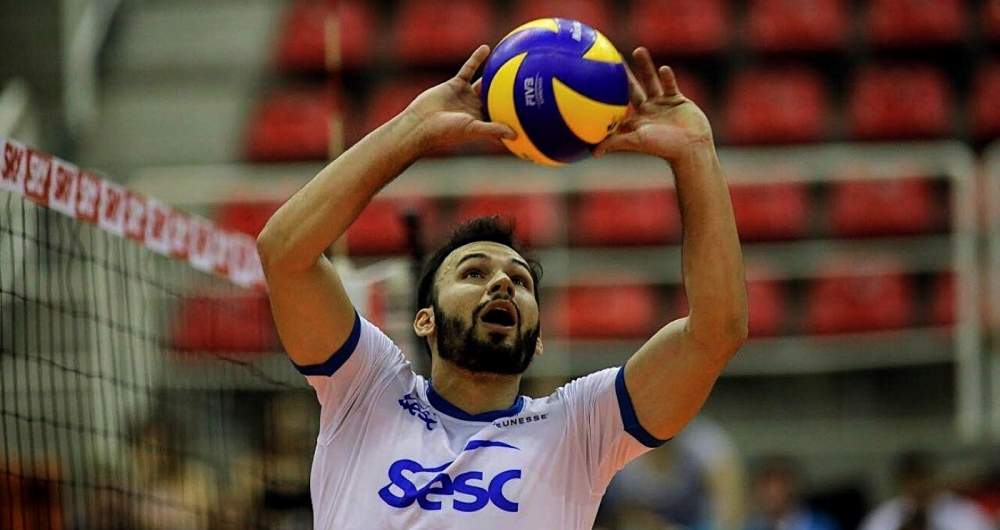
481 18 629 166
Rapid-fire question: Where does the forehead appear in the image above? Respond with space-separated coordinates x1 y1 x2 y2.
437 241 525 277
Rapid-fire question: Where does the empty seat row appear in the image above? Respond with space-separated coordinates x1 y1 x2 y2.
545 268 962 339
212 177 947 257
243 85 342 162
244 59 1000 161
724 62 971 143
551 269 947 340
274 0 1000 73
168 271 959 352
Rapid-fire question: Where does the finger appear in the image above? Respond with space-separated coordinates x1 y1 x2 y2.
472 78 483 97
631 47 664 98
659 66 682 99
593 132 641 158
624 62 646 107
468 120 517 141
457 45 491 82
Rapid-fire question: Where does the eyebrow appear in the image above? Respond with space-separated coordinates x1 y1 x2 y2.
456 252 532 276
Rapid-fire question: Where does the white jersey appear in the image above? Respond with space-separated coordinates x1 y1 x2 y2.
294 313 665 530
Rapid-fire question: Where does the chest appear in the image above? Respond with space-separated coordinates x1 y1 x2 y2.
351 398 574 513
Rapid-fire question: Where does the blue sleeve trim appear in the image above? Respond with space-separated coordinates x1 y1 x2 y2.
614 366 668 448
292 311 362 377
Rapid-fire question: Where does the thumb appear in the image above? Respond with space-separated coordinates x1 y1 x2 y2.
593 132 640 158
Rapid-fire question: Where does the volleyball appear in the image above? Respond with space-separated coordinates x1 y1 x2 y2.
481 18 629 166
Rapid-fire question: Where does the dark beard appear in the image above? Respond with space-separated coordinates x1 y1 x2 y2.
433 300 539 375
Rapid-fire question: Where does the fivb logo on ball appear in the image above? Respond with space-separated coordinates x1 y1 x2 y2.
481 17 629 166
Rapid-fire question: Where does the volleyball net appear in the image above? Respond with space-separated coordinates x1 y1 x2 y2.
0 138 408 529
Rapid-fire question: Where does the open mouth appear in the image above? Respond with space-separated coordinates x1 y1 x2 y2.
480 301 518 328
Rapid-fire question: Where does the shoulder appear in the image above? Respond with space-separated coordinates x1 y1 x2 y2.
506 368 622 423
551 367 621 400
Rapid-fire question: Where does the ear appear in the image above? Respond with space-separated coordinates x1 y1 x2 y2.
534 332 543 356
413 307 435 338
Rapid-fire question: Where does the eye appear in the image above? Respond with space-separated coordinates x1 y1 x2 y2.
512 276 529 287
463 268 483 279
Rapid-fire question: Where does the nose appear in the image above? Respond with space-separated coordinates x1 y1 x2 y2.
488 272 515 297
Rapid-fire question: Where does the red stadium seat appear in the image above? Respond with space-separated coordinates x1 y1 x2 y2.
274 0 375 73
722 66 831 144
864 0 966 47
746 274 787 337
729 181 811 241
392 0 494 65
332 0 377 70
354 77 459 156
929 272 991 328
214 200 284 237
746 0 848 53
627 0 730 55
510 0 614 38
847 64 953 141
570 187 681 246
553 283 660 339
986 0 1000 41
172 291 280 353
274 0 328 73
931 272 956 327
453 193 563 248
671 68 712 112
345 196 439 256
245 86 342 162
970 60 1000 141
804 263 915 334
357 78 429 142
669 272 785 337
826 176 940 238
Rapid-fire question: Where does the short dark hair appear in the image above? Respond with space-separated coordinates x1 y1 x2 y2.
416 215 543 352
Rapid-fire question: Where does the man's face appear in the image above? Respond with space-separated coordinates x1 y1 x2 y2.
426 241 541 375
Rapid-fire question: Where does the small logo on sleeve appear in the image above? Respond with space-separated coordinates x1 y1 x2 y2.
399 393 439 431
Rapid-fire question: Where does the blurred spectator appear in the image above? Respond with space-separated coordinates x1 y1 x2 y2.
127 417 218 530
599 415 748 530
79 413 220 530
858 450 993 530
963 465 1000 526
0 457 63 530
259 392 318 529
213 451 267 530
742 456 840 530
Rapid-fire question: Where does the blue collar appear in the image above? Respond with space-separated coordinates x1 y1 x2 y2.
426 382 524 422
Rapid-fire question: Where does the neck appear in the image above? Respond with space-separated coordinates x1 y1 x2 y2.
429 358 521 415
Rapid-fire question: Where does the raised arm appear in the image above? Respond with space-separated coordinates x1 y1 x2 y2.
256 46 514 366
594 48 748 440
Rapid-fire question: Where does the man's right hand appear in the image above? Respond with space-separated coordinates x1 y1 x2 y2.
258 45 516 368
402 45 516 153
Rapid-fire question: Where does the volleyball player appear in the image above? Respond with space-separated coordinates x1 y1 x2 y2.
256 45 747 529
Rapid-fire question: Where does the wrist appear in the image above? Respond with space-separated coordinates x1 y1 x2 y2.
666 133 715 166
379 108 432 161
